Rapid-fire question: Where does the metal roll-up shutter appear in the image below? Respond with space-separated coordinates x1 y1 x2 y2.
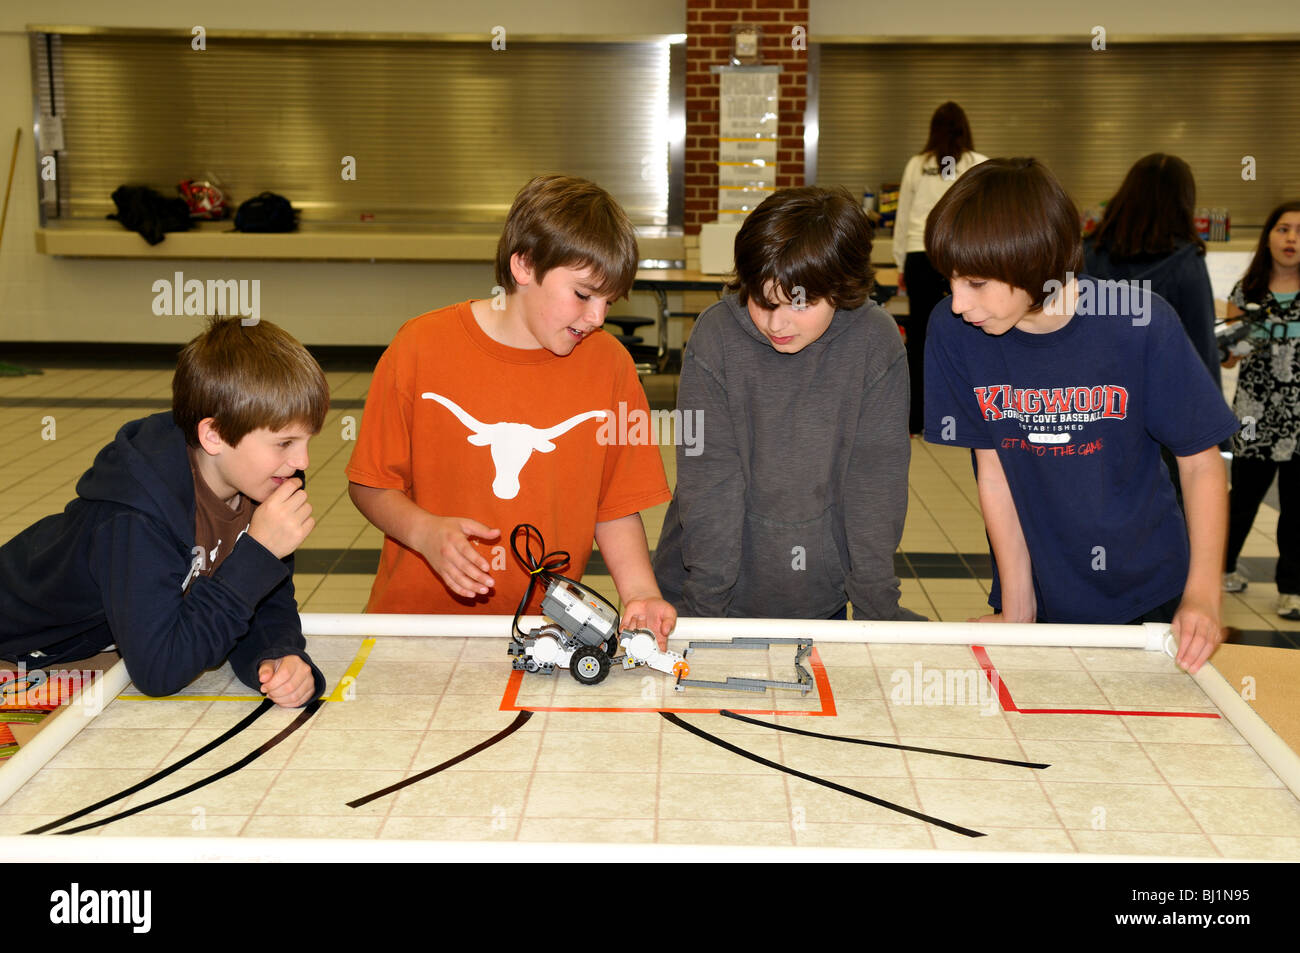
815 41 1299 227
33 30 673 226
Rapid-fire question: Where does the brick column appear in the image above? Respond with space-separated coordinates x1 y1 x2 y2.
684 0 810 236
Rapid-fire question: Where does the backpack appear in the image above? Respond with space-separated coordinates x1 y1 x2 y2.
234 192 298 233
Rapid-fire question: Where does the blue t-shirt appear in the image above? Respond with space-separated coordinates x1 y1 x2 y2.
923 276 1239 623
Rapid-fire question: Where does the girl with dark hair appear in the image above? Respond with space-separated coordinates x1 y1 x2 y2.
894 102 987 434
1084 154 1218 384
1221 201 1300 618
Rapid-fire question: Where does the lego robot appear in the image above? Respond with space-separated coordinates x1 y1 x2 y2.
507 523 688 686
505 524 814 694
509 575 689 685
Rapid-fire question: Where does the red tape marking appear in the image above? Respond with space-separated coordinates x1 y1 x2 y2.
970 645 1220 719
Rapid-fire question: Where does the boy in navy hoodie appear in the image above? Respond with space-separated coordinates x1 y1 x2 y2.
0 318 328 707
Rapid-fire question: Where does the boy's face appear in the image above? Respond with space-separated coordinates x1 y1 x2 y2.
198 421 313 504
948 276 1038 335
747 282 835 353
512 257 615 355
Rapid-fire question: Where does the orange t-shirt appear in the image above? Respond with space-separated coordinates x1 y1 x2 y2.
345 301 671 614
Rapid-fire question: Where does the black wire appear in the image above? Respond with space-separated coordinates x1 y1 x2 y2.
509 523 569 642
508 523 623 650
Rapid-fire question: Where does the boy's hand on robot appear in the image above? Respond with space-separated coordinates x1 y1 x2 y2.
258 655 316 709
249 477 315 559
1170 599 1224 674
425 516 501 599
622 596 677 650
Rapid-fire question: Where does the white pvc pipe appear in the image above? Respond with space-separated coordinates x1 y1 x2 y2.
1193 660 1300 801
300 613 1169 650
0 658 130 809
0 835 1227 864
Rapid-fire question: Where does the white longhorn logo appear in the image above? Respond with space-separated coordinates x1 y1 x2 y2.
422 391 608 500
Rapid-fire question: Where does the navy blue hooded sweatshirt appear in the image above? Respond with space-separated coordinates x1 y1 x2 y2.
0 412 324 702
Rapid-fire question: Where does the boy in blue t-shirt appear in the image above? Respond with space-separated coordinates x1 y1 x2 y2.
922 158 1238 673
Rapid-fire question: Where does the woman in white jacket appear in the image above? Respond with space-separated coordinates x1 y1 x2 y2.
895 102 986 434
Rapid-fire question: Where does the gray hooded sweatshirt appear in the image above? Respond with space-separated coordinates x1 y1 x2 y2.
653 294 923 620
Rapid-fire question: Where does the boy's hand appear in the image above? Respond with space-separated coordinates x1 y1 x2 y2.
622 596 677 650
258 655 316 709
1171 598 1224 674
420 516 500 599
969 599 1035 624
969 612 1035 623
249 478 315 559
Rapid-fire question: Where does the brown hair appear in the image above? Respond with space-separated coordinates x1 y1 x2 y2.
727 186 875 311
494 174 639 300
1242 201 1300 302
926 157 1082 310
922 102 975 165
1090 153 1205 259
173 317 330 447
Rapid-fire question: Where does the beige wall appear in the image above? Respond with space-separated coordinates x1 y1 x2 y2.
811 0 1288 36
0 0 684 35
0 0 1288 346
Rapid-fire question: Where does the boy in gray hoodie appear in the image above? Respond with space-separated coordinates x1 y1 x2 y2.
653 187 923 620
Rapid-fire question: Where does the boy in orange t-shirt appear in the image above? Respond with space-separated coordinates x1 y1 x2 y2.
346 175 676 644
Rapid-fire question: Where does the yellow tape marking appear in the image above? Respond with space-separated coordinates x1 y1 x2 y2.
119 694 262 702
325 637 377 702
117 637 378 704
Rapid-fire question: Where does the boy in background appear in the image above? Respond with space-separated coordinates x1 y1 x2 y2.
923 158 1237 673
0 317 328 707
654 186 923 621
347 175 675 644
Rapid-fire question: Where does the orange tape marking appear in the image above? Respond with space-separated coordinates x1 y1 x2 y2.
499 645 836 717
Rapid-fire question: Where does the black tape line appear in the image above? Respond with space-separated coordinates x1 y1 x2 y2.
662 711 985 838
48 699 321 836
719 709 1050 769
25 699 275 835
346 709 534 809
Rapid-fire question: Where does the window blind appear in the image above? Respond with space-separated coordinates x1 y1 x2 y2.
815 41 1299 227
32 30 675 227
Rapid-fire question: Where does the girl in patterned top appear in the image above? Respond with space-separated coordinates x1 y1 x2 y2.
1222 201 1300 618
